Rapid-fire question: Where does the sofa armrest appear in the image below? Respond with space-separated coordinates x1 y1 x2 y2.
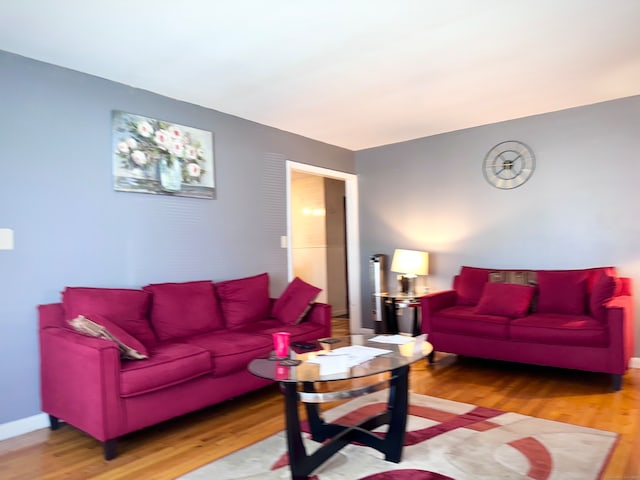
39 306 124 441
420 290 457 334
604 293 635 373
304 302 332 337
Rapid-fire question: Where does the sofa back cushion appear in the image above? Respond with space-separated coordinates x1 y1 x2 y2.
536 270 588 315
475 282 535 317
215 272 271 329
455 266 490 306
589 270 619 321
62 287 156 347
143 280 224 341
272 277 321 325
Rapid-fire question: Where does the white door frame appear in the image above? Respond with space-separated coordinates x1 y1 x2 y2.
286 161 361 333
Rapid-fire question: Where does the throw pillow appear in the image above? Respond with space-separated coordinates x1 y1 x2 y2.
456 266 490 306
62 287 156 347
215 272 271 329
536 270 588 315
272 277 321 325
475 282 535 317
68 314 148 360
143 280 224 341
488 270 537 286
585 267 620 295
589 270 618 321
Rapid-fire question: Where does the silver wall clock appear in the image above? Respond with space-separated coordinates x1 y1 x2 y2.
483 140 535 189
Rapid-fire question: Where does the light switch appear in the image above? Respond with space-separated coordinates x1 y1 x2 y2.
0 228 14 250
280 236 287 249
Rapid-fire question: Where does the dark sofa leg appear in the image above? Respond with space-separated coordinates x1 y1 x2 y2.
48 415 60 430
104 439 117 460
426 351 435 365
612 374 622 391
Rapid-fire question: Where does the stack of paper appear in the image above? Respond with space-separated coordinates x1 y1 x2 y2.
369 334 414 345
370 334 428 356
307 345 392 375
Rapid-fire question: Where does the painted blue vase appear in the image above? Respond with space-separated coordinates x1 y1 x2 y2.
160 155 182 192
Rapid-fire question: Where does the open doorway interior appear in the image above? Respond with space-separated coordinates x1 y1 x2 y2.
286 160 361 334
290 170 348 317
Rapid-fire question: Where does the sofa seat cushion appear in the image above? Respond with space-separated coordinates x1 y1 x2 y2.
510 314 608 347
184 331 272 377
233 319 325 339
120 343 211 397
432 306 510 339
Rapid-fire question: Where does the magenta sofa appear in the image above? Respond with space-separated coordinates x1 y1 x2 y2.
420 266 634 390
38 273 331 459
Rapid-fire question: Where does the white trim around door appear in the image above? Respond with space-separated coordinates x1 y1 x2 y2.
286 161 362 333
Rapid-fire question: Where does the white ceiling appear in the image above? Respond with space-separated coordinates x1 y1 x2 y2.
2 0 639 150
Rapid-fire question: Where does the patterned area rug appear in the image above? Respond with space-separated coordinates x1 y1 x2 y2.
179 391 618 480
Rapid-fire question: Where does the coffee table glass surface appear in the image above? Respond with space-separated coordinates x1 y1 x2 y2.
248 334 431 385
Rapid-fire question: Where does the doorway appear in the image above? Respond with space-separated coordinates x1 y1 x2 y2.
286 161 361 333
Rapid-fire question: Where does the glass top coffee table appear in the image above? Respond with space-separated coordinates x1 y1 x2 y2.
249 334 432 480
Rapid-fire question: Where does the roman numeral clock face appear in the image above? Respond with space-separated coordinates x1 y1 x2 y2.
483 141 535 189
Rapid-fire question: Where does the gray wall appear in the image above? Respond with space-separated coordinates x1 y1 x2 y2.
0 51 354 424
356 95 640 357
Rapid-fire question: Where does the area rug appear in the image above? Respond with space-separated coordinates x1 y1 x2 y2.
179 391 618 480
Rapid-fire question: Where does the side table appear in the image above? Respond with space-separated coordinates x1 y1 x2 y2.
373 292 422 336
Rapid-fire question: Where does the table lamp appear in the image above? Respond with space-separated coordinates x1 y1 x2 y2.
390 249 429 295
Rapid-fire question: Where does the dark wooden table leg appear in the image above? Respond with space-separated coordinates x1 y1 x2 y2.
283 382 309 480
411 303 420 336
384 365 409 462
386 298 399 334
281 365 412 477
303 382 351 443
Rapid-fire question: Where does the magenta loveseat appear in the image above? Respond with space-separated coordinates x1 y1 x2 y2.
38 273 331 459
420 266 634 390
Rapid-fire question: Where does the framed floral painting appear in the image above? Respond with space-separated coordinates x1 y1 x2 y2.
112 111 216 199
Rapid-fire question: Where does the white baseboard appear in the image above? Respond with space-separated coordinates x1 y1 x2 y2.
1 357 638 443
0 413 49 442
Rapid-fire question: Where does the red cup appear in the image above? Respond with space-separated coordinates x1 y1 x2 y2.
275 364 289 380
273 331 291 358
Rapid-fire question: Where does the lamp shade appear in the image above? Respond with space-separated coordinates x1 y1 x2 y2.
390 249 429 276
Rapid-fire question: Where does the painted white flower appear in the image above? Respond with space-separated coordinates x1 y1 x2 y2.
117 141 129 154
126 137 137 149
131 150 147 166
154 129 169 150
185 145 197 160
137 121 153 138
168 125 182 141
187 163 201 177
171 142 184 157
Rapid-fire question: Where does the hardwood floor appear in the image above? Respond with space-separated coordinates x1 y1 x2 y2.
1 317 638 479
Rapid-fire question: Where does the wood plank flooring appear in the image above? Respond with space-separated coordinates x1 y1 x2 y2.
1 318 638 479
